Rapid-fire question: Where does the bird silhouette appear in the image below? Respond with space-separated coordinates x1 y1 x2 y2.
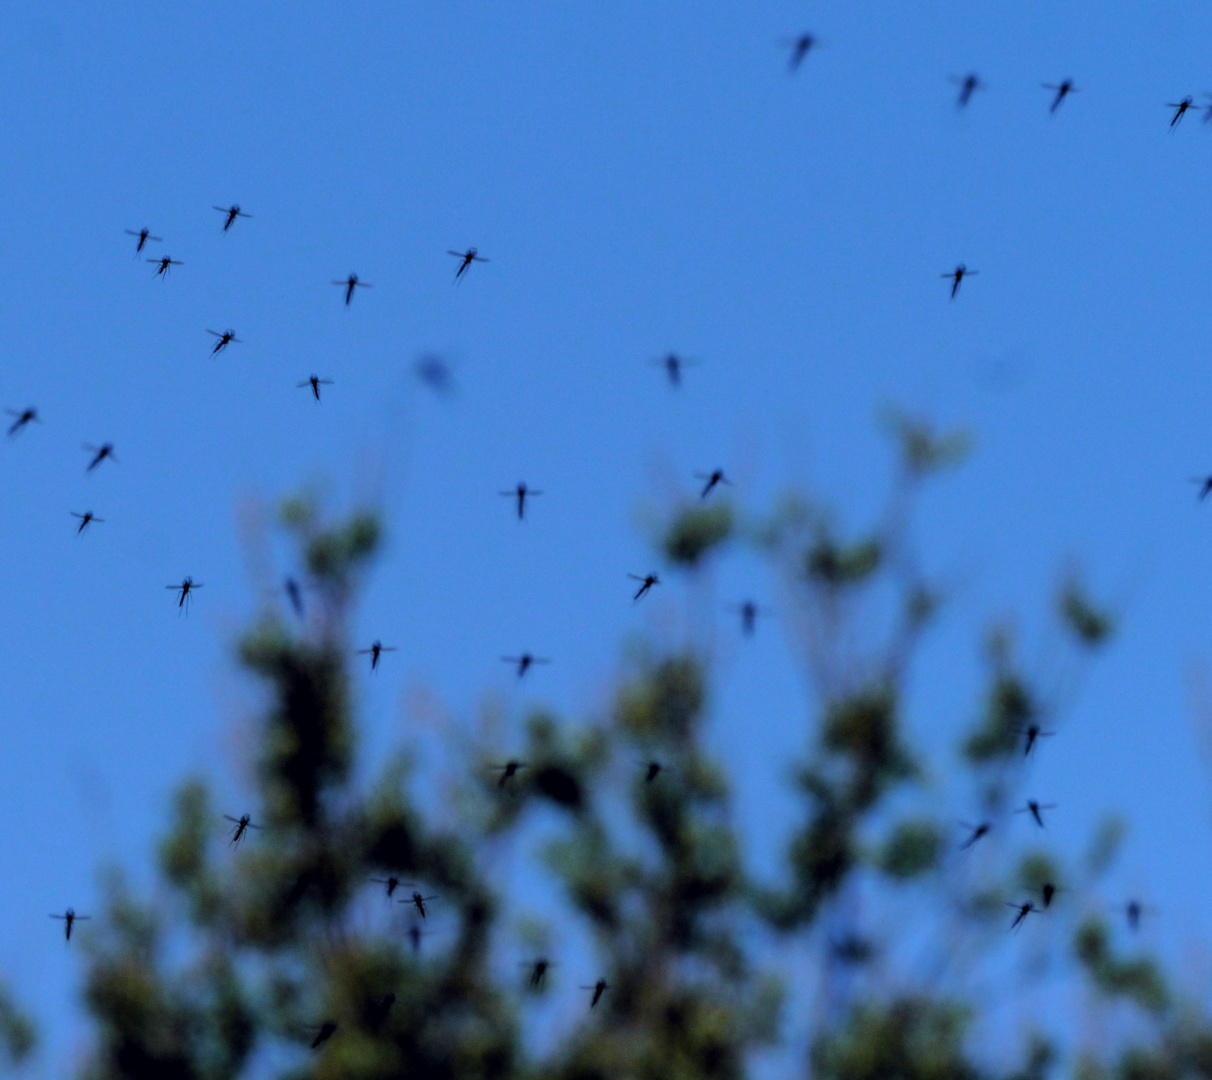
525 957 554 990
84 443 116 472
148 256 183 277
729 600 769 636
781 33 816 72
297 375 334 401
167 576 203 614
5 408 39 436
50 908 90 942
1019 722 1055 756
415 354 454 395
1007 900 1036 930
500 482 542 520
629 573 660 601
501 654 550 678
357 640 397 671
652 353 697 387
580 979 609 1010
207 329 241 355
310 1022 337 1050
695 469 732 498
448 247 489 281
332 273 371 306
71 511 104 535
284 577 304 617
400 890 438 919
223 813 261 847
370 876 403 898
1191 476 1212 501
1168 96 1194 128
959 821 991 849
213 204 251 231
494 760 528 789
942 264 978 299
1043 79 1077 113
125 227 162 254
950 73 983 108
644 760 663 783
1015 799 1056 828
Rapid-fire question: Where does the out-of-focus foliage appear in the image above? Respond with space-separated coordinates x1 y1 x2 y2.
0 984 34 1068
31 438 1211 1080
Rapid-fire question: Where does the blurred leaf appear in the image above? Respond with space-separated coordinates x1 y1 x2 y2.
806 537 882 587
879 820 941 879
662 502 734 566
1085 815 1127 877
1059 578 1115 646
883 411 972 476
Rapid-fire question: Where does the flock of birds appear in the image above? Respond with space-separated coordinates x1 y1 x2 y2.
12 30 1178 1051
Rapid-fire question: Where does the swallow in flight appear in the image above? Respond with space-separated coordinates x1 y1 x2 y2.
224 813 261 846
1191 476 1212 500
310 1022 337 1050
494 760 528 789
84 443 116 472
1007 900 1036 930
400 890 438 919
1168 96 1195 128
5 408 39 436
284 576 303 617
695 469 732 498
950 73 983 108
1015 799 1056 828
526 957 554 990
502 654 550 678
50 908 90 941
448 247 489 281
959 821 991 849
580 979 609 1010
148 256 183 276
125 227 162 254
208 329 241 355
500 482 542 520
370 876 402 898
71 511 104 535
645 760 663 783
652 353 697 387
168 576 203 613
332 273 371 305
1019 722 1055 756
357 640 397 671
781 33 816 72
730 600 769 636
1043 79 1077 113
298 375 334 401
629 573 660 601
942 264 977 299
213 204 251 231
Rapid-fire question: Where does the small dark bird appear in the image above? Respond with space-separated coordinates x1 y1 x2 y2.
415 354 454 395
298 375 334 401
502 654 550 678
167 576 203 613
207 329 241 355
1201 95 1212 123
1041 882 1060 909
629 573 660 601
781 33 816 72
125 227 162 254
950 73 983 108
730 600 767 636
285 576 303 617
959 821 991 850
494 760 528 789
1123 899 1157 931
1043 79 1077 113
332 273 371 306
71 511 104 535
400 891 438 920
1007 900 1036 930
695 469 732 498
1020 723 1055 756
370 876 402 898
1191 476 1212 501
1015 799 1056 828
148 255 183 276
652 353 697 387
223 813 260 847
1168 97 1195 128
310 1022 337 1050
84 443 116 472
6 407 39 436
368 993 396 1032
645 760 663 783
500 482 542 520
447 247 489 282
213 204 251 231
526 957 553 990
942 264 978 299
50 908 90 942
580 979 609 1010
357 640 397 671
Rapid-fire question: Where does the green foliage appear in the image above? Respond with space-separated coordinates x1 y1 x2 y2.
0 984 34 1067
964 670 1035 763
1074 917 1169 1014
662 503 734 566
822 687 917 809
1059 578 1115 646
883 412 972 477
806 537 882 587
879 820 941 879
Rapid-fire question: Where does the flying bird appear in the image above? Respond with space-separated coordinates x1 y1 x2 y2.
357 640 397 671
84 443 116 472
415 354 454 395
50 908 90 942
1019 722 1055 757
371 876 403 898
629 573 660 601
447 247 489 281
950 73 983 108
400 890 438 919
1122 899 1157 931
148 256 183 277
652 353 697 387
207 329 241 355
167 576 203 613
501 654 550 678
284 576 303 617
125 227 162 254
1190 476 1212 501
71 511 104 535
1168 96 1195 128
310 1022 337 1050
500 482 542 520
1007 900 1036 931
224 813 261 847
781 33 816 72
580 979 609 1010
942 264 978 299
645 760 663 783
332 273 371 306
1015 799 1056 828
1041 882 1062 909
729 600 768 636
1042 79 1077 113
6 408 39 436
959 821 991 849
297 375 334 401
213 204 251 231
695 469 732 498
494 760 528 789
525 957 554 990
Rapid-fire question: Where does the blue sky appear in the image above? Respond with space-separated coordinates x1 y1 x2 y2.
5 0 1212 1072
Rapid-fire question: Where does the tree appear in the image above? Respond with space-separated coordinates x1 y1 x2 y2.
20 419 1212 1079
